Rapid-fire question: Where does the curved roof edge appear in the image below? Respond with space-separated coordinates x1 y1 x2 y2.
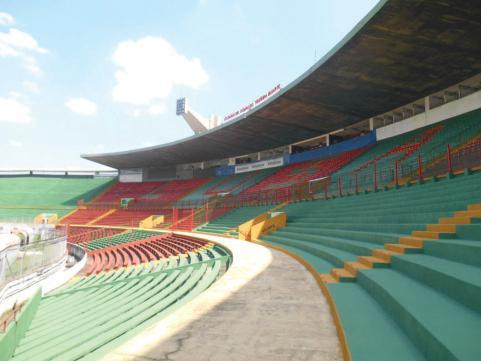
83 0 481 169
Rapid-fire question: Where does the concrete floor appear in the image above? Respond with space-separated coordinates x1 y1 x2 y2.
100 234 342 361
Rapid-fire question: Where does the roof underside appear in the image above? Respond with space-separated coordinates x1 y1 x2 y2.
83 0 481 169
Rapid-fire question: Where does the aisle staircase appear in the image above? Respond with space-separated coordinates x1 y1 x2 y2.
262 171 481 360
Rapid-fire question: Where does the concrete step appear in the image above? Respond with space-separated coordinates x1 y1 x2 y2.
411 230 440 239
439 216 471 224
426 224 456 233
359 256 390 268
345 261 371 276
373 248 401 262
331 268 356 282
385 243 423 254
319 274 338 284
400 236 433 247
468 204 481 211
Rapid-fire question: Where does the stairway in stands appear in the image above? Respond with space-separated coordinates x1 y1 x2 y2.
262 171 481 360
196 204 274 235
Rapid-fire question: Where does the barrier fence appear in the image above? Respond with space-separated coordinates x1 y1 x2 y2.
0 227 67 291
75 138 481 231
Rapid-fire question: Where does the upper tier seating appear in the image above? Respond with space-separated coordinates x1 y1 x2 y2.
262 170 481 360
94 179 207 207
327 109 481 192
11 241 230 361
240 148 366 197
204 169 275 196
0 176 113 220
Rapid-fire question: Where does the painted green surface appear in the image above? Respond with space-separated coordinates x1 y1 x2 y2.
10 246 229 361
83 230 157 251
262 171 481 360
0 176 114 221
0 289 42 361
196 204 273 234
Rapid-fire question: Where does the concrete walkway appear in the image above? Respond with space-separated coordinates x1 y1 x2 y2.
100 234 342 361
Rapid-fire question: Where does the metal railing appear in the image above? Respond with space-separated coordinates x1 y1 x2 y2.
0 227 67 291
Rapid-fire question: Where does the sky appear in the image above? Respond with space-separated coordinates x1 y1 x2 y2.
0 0 379 170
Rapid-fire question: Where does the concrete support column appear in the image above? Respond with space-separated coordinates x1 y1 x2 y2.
369 117 374 131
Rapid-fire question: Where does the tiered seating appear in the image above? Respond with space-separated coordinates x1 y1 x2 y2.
84 233 209 275
204 169 275 196
94 179 207 207
92 210 161 227
240 148 366 197
196 204 273 235
94 182 163 203
0 176 113 220
178 177 227 203
60 208 108 224
10 242 230 361
81 230 157 250
262 171 481 360
137 178 207 205
66 226 123 244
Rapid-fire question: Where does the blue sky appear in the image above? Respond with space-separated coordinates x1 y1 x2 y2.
0 0 379 170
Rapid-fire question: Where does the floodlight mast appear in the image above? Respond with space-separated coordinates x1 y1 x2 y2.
176 97 218 134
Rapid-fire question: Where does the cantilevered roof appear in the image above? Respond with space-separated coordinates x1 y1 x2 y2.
83 0 481 169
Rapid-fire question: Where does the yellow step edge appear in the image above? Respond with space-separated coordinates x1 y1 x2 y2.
439 216 472 225
344 261 370 276
358 256 389 268
87 209 117 225
411 230 440 239
331 268 356 281
319 273 338 284
373 249 401 262
426 224 457 233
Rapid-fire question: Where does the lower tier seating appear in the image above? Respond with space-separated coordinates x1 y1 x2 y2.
262 170 481 360
81 229 157 251
11 243 230 361
83 233 209 275
92 210 166 227
60 208 108 224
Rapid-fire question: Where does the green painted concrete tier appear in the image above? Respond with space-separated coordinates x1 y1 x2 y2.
0 176 114 220
196 204 273 234
262 171 481 360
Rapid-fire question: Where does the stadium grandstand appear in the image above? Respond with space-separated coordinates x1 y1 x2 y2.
2 0 481 360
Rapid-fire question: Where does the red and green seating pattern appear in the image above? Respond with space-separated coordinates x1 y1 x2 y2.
10 241 230 361
84 233 209 275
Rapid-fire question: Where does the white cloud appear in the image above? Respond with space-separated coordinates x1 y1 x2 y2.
65 97 98 116
8 139 23 147
0 97 32 123
148 103 166 115
112 36 208 112
141 141 154 147
0 28 47 75
23 80 39 93
0 13 14 26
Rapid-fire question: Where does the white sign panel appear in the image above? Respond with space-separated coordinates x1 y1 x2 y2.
119 168 143 183
235 157 284 174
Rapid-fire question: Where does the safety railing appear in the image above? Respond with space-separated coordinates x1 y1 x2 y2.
0 227 67 291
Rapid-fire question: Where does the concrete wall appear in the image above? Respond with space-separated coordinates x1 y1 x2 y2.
376 90 481 140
